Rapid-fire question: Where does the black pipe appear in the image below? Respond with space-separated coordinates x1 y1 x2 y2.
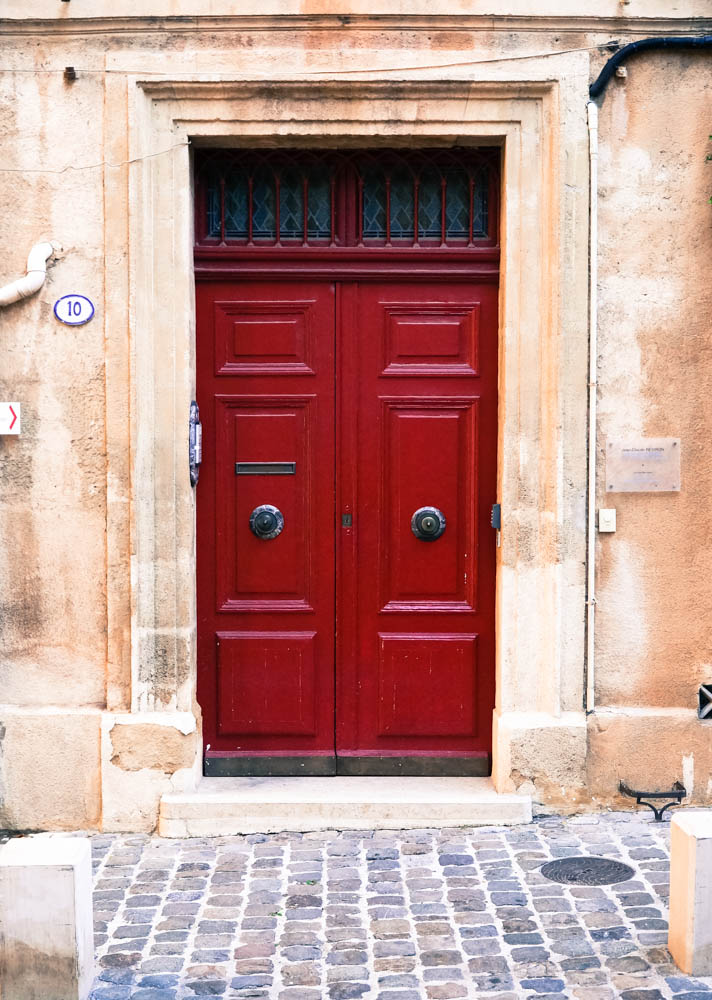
589 35 712 100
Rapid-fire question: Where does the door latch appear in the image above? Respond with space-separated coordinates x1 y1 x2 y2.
189 401 202 487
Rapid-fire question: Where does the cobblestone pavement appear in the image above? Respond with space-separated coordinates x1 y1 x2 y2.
89 812 712 1000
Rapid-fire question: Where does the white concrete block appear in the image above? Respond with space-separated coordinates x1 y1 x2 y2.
0 835 94 1000
669 812 712 975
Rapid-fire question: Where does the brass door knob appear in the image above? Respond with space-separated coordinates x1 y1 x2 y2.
249 504 284 540
411 506 446 541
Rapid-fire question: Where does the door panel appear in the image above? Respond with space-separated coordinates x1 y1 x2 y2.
216 631 318 737
215 396 315 611
337 281 497 761
377 633 479 737
381 399 477 610
382 302 480 377
214 298 317 376
197 281 336 758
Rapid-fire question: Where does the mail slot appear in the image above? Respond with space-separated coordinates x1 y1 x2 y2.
235 462 296 475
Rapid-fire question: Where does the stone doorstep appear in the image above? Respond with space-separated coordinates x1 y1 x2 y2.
158 776 531 837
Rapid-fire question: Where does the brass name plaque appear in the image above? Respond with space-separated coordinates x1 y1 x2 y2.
606 438 680 493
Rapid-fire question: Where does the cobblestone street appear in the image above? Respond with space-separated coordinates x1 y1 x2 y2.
88 813 712 1000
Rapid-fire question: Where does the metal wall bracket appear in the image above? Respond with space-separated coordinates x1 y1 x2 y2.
619 780 686 821
698 683 712 719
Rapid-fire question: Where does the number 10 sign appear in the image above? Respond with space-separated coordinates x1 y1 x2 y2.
54 294 95 326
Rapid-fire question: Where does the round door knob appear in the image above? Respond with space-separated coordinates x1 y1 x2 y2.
411 506 446 541
249 504 284 540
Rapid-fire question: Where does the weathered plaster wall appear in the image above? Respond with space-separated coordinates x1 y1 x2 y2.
0 71 107 710
590 51 712 806
0 5 710 829
0 65 111 829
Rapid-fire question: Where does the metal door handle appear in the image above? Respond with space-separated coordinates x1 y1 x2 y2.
249 504 284 540
411 506 446 541
189 401 202 487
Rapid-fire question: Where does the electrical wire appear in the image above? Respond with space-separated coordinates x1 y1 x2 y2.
1 30 708 176
0 42 612 175
0 139 190 174
0 39 624 78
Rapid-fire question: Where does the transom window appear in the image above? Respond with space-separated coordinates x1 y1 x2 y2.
194 148 499 248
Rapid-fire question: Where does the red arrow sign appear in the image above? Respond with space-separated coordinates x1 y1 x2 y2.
0 402 21 435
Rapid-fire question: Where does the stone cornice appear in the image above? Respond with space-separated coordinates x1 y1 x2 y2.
136 78 558 99
1 14 711 37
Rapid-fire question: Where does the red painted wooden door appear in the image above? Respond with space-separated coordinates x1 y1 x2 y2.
336 282 497 769
196 280 337 766
197 277 497 773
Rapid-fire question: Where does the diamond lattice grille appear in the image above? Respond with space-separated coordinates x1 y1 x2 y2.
197 149 497 247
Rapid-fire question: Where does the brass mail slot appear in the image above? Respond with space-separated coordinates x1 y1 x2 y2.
235 462 296 475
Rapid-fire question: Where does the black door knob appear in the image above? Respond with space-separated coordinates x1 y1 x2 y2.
411 506 446 541
249 504 284 540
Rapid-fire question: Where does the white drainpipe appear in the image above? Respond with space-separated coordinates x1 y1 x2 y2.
0 241 55 307
586 100 599 713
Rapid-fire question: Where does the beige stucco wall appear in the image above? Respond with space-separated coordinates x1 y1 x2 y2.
589 50 712 807
0 4 711 830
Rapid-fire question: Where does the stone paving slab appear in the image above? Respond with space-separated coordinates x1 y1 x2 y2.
86 812 712 1000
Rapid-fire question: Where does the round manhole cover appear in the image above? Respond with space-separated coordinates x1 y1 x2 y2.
540 857 635 886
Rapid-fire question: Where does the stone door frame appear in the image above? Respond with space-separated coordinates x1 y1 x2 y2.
111 62 590 811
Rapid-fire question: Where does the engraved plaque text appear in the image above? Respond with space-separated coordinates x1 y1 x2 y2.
606 438 680 493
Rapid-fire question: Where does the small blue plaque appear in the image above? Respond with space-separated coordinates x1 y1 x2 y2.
54 294 95 326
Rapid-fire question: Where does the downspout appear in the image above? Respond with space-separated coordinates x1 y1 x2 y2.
590 35 712 101
586 101 598 714
0 242 55 307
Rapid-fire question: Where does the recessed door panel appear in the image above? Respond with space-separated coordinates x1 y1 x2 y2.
377 633 479 737
217 631 317 737
215 299 316 375
215 396 314 610
383 303 480 376
381 398 477 611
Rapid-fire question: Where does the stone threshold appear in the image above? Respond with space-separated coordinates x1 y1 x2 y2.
158 776 531 837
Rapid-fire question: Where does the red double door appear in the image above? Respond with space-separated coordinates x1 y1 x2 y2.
196 277 498 775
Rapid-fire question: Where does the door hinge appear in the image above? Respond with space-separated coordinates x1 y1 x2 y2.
491 503 501 548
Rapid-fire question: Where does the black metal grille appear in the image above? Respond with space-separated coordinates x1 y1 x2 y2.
195 148 498 248
541 857 635 886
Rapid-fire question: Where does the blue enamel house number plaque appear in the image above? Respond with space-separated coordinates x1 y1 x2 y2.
54 294 95 326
